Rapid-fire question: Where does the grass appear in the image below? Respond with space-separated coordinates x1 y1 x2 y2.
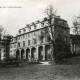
0 57 80 80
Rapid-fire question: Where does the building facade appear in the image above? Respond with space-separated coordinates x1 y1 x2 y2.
10 16 70 61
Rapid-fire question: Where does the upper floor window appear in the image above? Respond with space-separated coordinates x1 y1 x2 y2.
18 36 20 40
33 39 36 44
23 35 25 39
64 30 67 34
10 45 12 48
58 35 62 42
41 37 44 43
64 37 67 43
18 42 20 47
34 32 36 36
26 34 27 38
14 44 16 48
11 39 13 42
28 33 30 37
23 41 25 46
28 40 31 45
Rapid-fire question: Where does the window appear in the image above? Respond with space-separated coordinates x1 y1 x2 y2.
64 37 67 43
34 24 37 29
14 44 16 48
10 45 12 48
11 39 13 42
34 32 36 36
26 34 27 38
21 36 22 40
19 30 21 34
15 38 17 41
33 39 36 44
58 45 63 52
4 54 6 57
28 33 30 37
41 37 44 43
23 28 26 33
23 41 25 46
23 35 25 39
28 40 31 45
28 26 31 31
58 35 62 42
64 30 66 34
18 42 20 47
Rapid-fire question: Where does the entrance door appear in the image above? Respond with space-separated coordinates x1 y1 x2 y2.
21 49 24 59
26 49 30 60
38 46 43 60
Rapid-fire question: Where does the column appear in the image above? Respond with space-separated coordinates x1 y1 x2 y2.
29 48 31 62
36 46 39 61
23 49 26 59
19 49 21 59
74 44 75 52
43 45 45 60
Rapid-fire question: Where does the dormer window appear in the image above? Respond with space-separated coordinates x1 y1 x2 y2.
28 27 31 31
37 20 40 23
19 30 21 34
23 28 26 33
44 18 47 21
42 22 44 27
32 23 37 29
27 25 31 31
11 39 13 42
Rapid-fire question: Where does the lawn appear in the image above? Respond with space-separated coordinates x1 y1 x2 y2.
0 57 80 80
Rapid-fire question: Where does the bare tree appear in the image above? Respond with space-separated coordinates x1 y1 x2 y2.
39 5 58 62
72 15 80 35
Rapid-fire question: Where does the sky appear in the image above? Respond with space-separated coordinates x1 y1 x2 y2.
0 0 80 36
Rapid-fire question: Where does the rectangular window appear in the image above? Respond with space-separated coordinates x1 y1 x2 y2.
10 45 12 48
34 32 36 36
23 35 25 39
14 44 16 48
33 39 36 44
64 37 67 43
28 33 30 37
18 42 20 47
26 34 27 38
28 40 30 45
41 37 44 43
23 41 25 46
19 30 21 34
58 35 62 42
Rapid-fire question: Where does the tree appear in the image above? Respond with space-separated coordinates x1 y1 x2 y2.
72 15 80 35
39 5 58 62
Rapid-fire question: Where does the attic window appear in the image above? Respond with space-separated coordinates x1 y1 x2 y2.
42 22 44 27
19 30 21 34
28 26 31 31
23 28 26 32
44 18 47 21
27 25 31 31
37 20 40 23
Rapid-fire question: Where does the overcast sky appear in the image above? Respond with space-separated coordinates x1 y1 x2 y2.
0 0 80 36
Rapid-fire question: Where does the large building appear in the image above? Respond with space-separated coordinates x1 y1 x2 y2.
10 16 70 61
